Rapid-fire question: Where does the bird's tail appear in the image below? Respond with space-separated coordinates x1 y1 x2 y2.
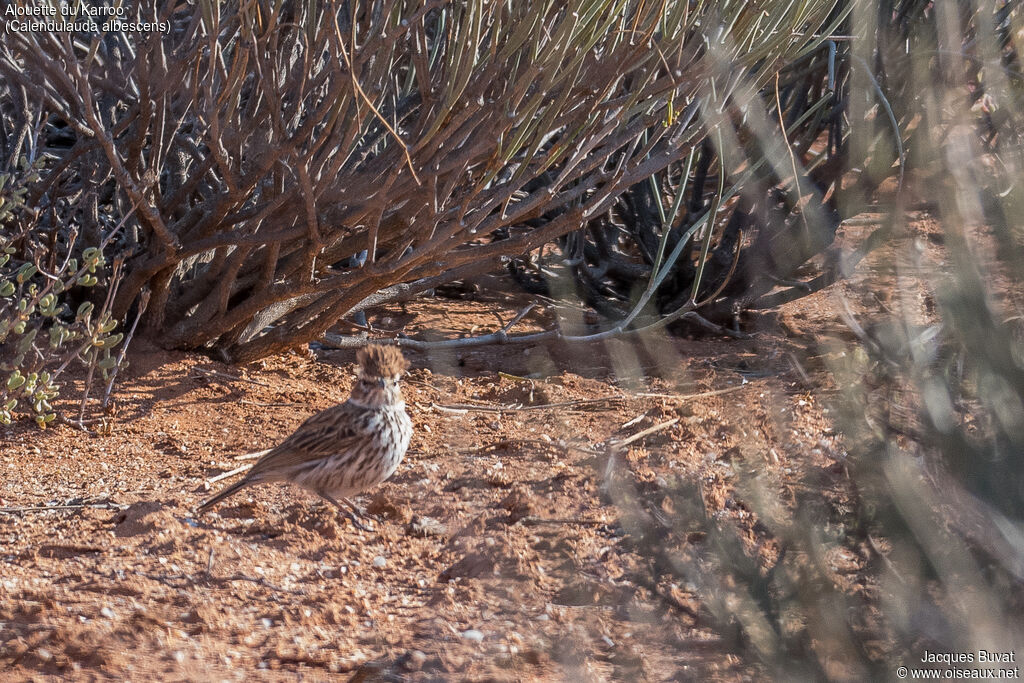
196 477 253 513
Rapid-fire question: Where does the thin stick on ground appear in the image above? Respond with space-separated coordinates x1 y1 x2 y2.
609 417 680 451
134 571 303 596
519 516 612 526
631 384 749 400
431 396 625 413
439 385 748 416
192 367 272 388
233 448 272 461
0 502 127 514
456 439 601 456
207 464 252 484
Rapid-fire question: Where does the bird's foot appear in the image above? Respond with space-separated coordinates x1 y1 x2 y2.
320 494 381 532
343 507 376 532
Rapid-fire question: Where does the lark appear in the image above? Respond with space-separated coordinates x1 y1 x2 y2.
197 345 413 529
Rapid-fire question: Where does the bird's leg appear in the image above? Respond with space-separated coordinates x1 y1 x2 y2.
341 496 386 526
320 493 375 532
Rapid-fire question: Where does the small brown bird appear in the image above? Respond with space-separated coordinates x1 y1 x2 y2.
197 345 413 529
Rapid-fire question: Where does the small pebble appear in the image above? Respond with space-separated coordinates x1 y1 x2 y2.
261 618 273 628
461 629 485 642
406 650 427 670
100 607 115 619
407 516 448 538
373 556 387 568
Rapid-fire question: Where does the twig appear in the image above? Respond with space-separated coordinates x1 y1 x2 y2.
457 438 600 456
438 386 745 416
608 417 680 451
679 311 750 338
0 501 127 514
430 403 467 415
631 384 749 401
501 303 536 332
431 396 624 413
621 412 648 429
192 367 271 388
840 215 887 226
57 414 96 431
787 352 813 386
333 317 399 335
775 72 809 237
134 572 190 589
77 262 122 423
851 55 905 196
233 449 272 461
867 535 906 584
207 464 252 484
134 571 303 595
498 371 535 382
519 516 612 526
238 400 302 407
331 15 420 186
102 288 151 408
218 574 304 595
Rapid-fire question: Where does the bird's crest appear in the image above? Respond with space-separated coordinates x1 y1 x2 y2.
356 344 410 377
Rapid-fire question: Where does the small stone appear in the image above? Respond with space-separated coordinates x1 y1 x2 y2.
405 650 427 671
373 556 387 568
407 516 448 538
37 648 52 662
461 629 484 643
100 606 115 619
261 618 273 628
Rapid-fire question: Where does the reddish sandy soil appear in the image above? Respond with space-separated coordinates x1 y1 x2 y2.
0 215 941 681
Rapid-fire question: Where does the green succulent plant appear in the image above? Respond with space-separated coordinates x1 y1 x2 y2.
0 155 129 429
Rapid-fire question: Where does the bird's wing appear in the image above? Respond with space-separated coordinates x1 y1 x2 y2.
247 403 371 475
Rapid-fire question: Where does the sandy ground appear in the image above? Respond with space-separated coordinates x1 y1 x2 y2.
0 215 941 681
